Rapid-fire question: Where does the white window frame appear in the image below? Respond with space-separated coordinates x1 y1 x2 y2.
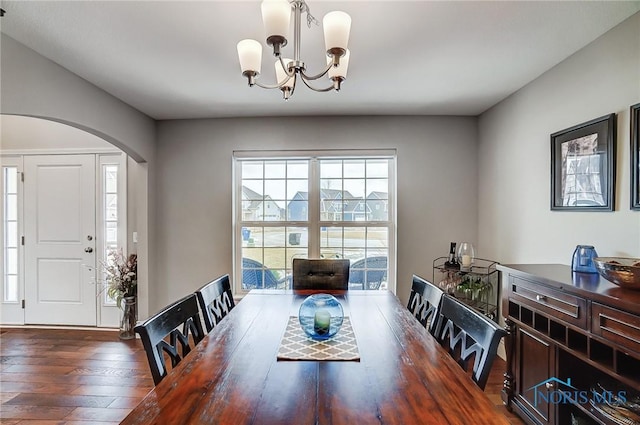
96 153 127 327
233 149 397 295
0 156 24 324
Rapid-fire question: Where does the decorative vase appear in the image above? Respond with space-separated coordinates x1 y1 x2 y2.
571 245 598 273
298 294 344 340
120 296 137 340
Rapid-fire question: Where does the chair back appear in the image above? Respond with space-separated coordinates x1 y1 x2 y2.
348 256 388 290
195 274 235 333
433 295 506 390
134 294 205 385
292 258 350 290
407 275 443 334
242 257 280 289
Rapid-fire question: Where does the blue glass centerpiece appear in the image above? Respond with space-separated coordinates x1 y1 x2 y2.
298 294 344 340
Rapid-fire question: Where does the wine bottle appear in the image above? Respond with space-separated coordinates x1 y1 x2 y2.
445 242 460 270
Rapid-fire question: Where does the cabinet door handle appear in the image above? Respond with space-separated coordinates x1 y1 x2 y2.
545 381 554 390
536 295 546 302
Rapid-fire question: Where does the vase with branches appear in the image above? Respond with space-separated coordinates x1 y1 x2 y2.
103 249 137 339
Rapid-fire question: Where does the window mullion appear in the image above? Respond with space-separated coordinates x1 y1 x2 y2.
308 158 320 258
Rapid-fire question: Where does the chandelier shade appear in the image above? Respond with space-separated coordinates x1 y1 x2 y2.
261 0 291 44
323 11 351 54
237 0 352 100
237 39 263 75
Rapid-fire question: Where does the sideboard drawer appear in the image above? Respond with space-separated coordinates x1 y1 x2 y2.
510 276 587 329
592 303 640 355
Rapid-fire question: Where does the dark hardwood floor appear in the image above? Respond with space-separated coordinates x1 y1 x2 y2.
0 327 524 424
0 327 153 424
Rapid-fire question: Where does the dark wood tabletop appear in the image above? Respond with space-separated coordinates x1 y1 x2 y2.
121 290 510 425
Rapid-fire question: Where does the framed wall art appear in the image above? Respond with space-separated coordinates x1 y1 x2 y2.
631 103 640 210
550 113 616 211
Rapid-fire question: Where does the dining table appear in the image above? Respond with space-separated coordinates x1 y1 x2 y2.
121 289 510 425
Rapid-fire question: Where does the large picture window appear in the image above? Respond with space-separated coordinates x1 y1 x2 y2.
234 151 396 293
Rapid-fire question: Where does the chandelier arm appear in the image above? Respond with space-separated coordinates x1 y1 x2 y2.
299 76 335 93
252 58 295 89
299 61 333 81
253 80 290 90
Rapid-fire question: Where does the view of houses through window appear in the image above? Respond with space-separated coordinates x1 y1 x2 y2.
236 153 395 292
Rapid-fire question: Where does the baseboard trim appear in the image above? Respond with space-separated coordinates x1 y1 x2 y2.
0 324 119 332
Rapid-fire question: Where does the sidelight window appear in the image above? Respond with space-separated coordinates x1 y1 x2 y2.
2 166 19 303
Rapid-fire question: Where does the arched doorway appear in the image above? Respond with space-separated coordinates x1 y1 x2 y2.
0 115 149 327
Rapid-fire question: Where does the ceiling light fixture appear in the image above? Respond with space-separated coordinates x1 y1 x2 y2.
237 0 351 101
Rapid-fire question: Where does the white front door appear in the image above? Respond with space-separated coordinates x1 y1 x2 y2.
24 155 97 326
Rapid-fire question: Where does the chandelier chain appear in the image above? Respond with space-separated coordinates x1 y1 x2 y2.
293 0 319 28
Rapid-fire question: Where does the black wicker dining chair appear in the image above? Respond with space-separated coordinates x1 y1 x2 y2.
134 293 205 385
407 274 444 335
432 294 506 390
195 274 235 333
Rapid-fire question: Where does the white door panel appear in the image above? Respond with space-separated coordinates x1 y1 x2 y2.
24 155 96 326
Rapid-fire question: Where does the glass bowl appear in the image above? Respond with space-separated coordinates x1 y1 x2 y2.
298 294 344 340
593 257 640 290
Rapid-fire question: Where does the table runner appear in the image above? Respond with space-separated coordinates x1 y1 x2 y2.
277 316 360 361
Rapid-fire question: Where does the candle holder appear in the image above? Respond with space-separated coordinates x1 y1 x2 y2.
457 242 476 269
298 294 344 340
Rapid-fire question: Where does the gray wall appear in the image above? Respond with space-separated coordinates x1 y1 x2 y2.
156 116 478 308
1 34 155 163
1 35 157 318
478 12 640 264
1 115 114 150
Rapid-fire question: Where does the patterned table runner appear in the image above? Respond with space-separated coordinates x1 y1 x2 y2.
277 316 360 361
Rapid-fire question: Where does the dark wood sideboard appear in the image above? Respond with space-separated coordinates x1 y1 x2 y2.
498 264 640 425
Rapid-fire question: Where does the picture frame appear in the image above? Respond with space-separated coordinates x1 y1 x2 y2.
550 113 616 211
631 103 640 210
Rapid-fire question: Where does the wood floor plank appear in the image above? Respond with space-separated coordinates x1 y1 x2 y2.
0 382 79 394
106 397 146 409
2 365 77 375
67 367 149 378
70 385 151 398
0 356 147 371
63 407 130 422
4 394 116 408
0 405 74 420
0 392 18 403
0 373 153 387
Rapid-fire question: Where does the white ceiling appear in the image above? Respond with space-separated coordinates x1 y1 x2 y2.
1 1 639 120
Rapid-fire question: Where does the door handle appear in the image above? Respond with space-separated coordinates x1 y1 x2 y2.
84 247 93 253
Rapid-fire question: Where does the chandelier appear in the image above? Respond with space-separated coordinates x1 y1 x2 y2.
237 0 351 100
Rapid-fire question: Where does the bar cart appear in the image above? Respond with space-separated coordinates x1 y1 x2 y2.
432 257 500 322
